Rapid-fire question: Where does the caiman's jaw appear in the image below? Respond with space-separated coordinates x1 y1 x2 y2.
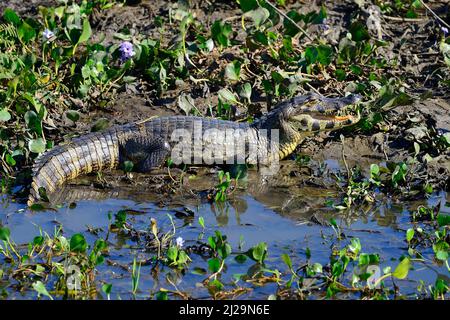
288 94 361 132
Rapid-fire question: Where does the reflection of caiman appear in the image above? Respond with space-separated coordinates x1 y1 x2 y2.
28 93 361 205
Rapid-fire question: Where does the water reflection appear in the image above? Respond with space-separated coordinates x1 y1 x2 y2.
0 178 448 299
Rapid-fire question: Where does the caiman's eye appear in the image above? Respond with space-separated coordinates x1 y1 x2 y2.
299 118 309 127
315 105 325 113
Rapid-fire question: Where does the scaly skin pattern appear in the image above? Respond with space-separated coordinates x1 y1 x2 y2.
28 93 360 205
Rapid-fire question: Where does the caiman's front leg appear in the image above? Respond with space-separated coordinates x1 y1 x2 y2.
120 135 171 172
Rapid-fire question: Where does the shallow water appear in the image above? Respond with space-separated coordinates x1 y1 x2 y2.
1 172 449 300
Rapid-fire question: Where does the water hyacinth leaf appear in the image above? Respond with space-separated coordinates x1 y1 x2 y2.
54 6 65 19
406 228 414 242
78 19 92 44
392 257 410 279
317 45 333 65
239 83 252 102
358 253 379 266
22 93 47 117
331 261 344 278
102 283 112 295
435 249 448 261
33 236 44 246
218 88 238 104
218 243 232 259
349 238 361 254
0 227 11 241
211 21 232 48
239 0 258 12
24 110 38 127
92 253 104 266
0 109 11 122
24 110 42 134
433 242 449 261
18 21 36 43
329 218 338 227
251 242 267 263
6 154 16 166
66 110 80 122
283 10 303 37
177 250 189 264
156 291 168 300
334 69 347 81
203 38 214 52
392 162 407 185
91 118 109 132
209 279 224 291
224 60 241 81
70 233 88 253
312 263 323 273
94 238 107 253
349 21 370 42
32 281 53 300
244 7 270 28
167 246 178 262
3 8 21 25
235 254 247 263
115 210 127 229
208 257 221 273
370 163 379 177
28 138 46 154
305 46 319 64
178 93 195 115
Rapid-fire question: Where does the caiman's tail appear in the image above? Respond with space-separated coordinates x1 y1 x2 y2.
28 128 121 206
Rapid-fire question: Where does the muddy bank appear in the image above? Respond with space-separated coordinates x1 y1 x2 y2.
2 0 449 203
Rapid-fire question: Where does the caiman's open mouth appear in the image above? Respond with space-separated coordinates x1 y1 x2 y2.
309 113 356 121
334 115 353 121
297 96 361 124
321 103 361 123
291 107 360 132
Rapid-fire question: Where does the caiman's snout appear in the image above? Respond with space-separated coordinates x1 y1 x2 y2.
291 93 361 132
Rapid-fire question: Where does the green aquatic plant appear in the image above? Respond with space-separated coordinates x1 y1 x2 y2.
214 171 232 202
165 237 191 269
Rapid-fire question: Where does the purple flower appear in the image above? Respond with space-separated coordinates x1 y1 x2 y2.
442 26 449 36
119 41 135 62
319 18 330 31
42 29 55 42
176 237 184 248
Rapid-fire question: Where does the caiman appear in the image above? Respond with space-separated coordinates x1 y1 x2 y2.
28 93 361 205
